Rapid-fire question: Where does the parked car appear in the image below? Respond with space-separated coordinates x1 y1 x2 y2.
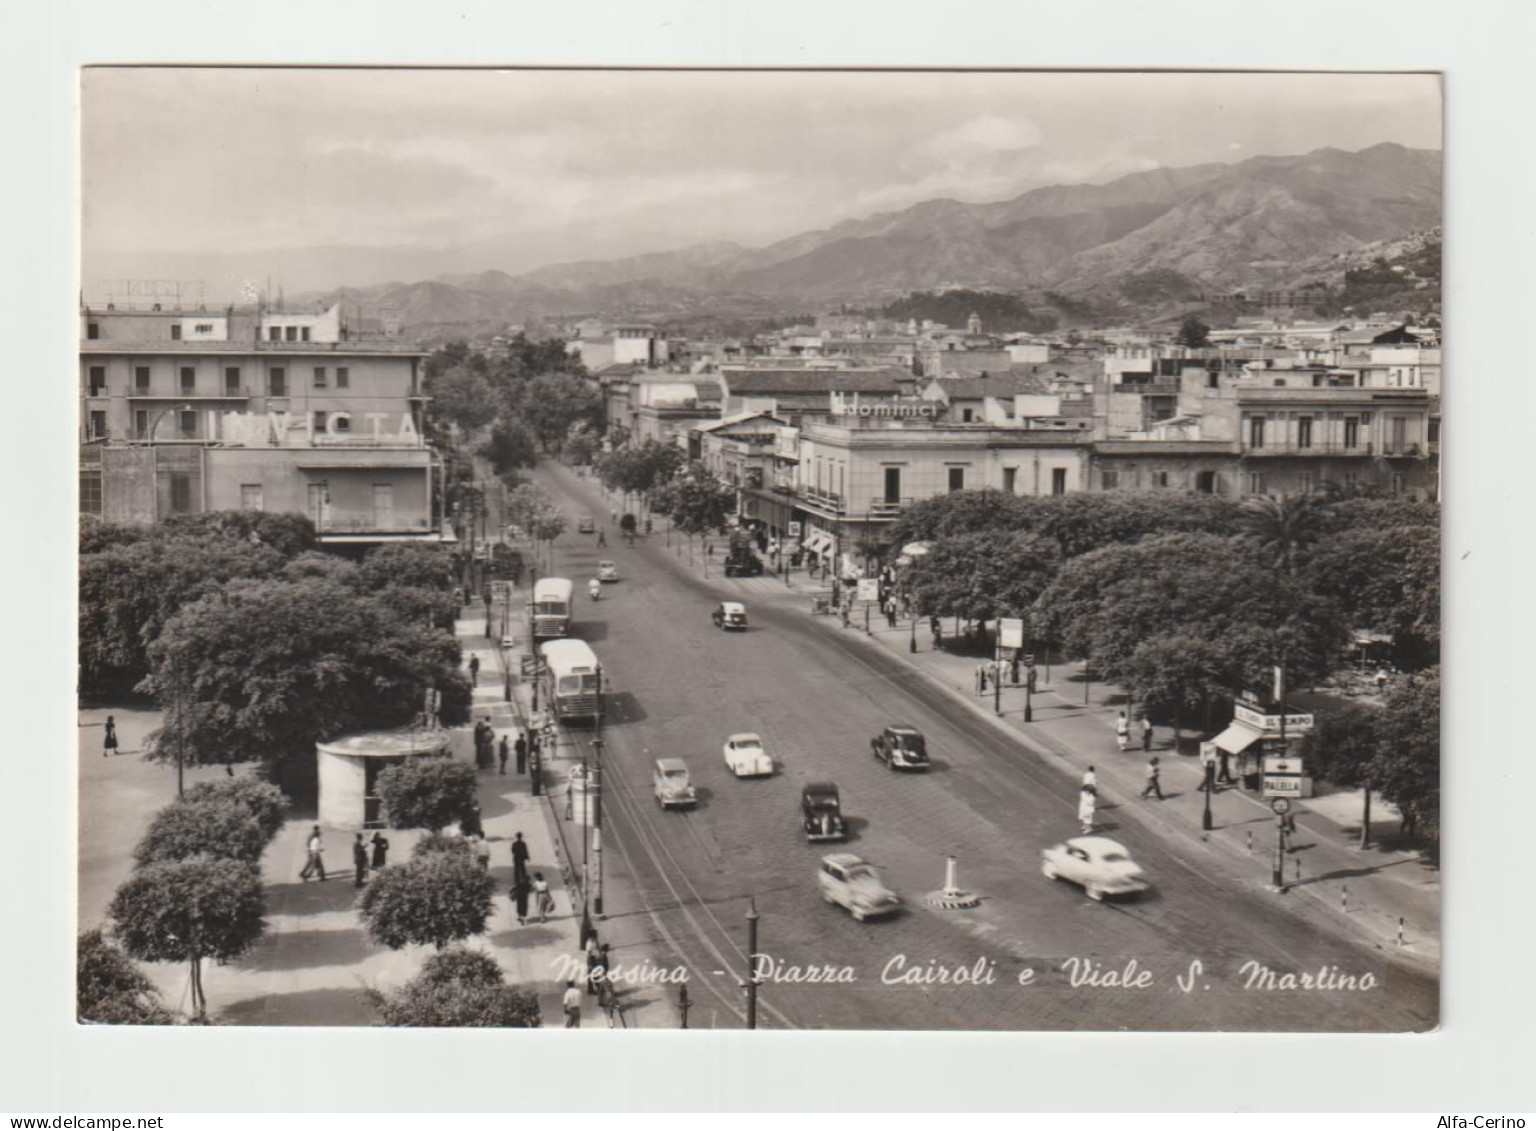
1041 836 1149 902
818 853 901 922
723 733 773 778
578 516 596 533
802 782 846 842
652 758 697 809
871 724 929 771
712 601 748 630
597 560 619 582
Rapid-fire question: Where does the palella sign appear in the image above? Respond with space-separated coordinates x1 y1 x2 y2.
828 391 941 419
216 410 421 447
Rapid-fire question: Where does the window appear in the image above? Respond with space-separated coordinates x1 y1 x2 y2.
1298 470 1316 494
1196 470 1216 494
285 326 298 342
883 467 902 503
1391 473 1404 497
314 366 327 388
961 408 974 423
80 470 103 515
168 474 192 515
1297 417 1313 450
170 324 182 341
134 410 148 439
1051 467 1067 496
134 366 150 392
1002 467 1017 494
1343 471 1359 490
333 414 351 433
336 366 350 389
314 411 328 434
224 367 241 394
948 467 965 492
240 484 263 512
1344 417 1360 449
268 367 287 396
1249 416 1266 449
268 326 282 342
1390 417 1407 453
87 322 100 340
1247 473 1266 495
1428 419 1440 444
179 410 197 438
1151 470 1169 488
301 327 311 342
180 366 196 394
1101 470 1120 490
88 366 106 396
195 323 213 334
89 411 107 439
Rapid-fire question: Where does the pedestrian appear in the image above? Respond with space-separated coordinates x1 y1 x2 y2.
461 802 484 839
563 980 583 1028
1082 764 1098 791
841 603 851 629
597 529 606 547
370 830 390 871
585 934 602 995
352 833 369 888
299 825 326 882
1140 756 1164 801
468 654 480 685
533 872 555 922
511 831 530 884
515 734 528 774
1141 715 1154 752
470 834 491 871
1217 748 1233 785
1078 787 1097 835
1116 729 1130 753
497 735 510 775
1011 656 1022 686
512 877 531 925
1116 710 1130 740
102 715 118 757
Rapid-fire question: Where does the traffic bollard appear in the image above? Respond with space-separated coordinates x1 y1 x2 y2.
1246 830 1253 855
1398 917 1404 947
1342 884 1348 914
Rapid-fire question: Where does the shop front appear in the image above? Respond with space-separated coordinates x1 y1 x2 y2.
1210 696 1314 796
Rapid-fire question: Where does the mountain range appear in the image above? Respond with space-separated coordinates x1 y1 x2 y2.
309 142 1441 330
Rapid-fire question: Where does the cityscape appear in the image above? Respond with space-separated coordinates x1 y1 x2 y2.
76 68 1441 1032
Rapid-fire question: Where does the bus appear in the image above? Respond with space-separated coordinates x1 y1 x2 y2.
529 577 574 640
540 638 602 724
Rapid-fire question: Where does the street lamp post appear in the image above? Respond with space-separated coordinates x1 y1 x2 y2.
1024 666 1034 723
593 665 605 920
744 898 760 1030
1202 761 1215 831
909 614 917 654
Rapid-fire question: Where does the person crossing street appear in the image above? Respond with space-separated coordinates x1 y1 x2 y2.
1140 756 1164 801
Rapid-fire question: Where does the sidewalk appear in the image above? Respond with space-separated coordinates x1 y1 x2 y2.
537 459 1438 967
459 595 679 1028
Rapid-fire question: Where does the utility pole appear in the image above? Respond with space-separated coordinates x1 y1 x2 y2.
745 898 760 1030
593 666 605 919
1202 760 1214 832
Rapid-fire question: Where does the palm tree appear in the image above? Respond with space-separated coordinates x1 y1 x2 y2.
1238 492 1325 574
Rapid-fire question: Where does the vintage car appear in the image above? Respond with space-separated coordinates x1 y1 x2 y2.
652 757 697 810
801 782 846 842
871 724 929 771
1041 836 1149 902
597 560 620 582
712 601 748 630
722 733 773 778
818 853 902 922
577 516 597 533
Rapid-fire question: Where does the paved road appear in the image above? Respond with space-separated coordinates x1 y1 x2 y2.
535 467 1437 1032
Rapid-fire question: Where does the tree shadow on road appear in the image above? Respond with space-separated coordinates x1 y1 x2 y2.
237 927 379 973
219 986 376 1027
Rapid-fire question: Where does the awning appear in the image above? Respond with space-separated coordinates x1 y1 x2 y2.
1212 723 1261 755
802 532 833 555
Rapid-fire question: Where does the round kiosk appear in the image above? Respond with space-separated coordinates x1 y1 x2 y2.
316 728 450 830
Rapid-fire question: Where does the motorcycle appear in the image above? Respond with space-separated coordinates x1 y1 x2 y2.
588 580 602 601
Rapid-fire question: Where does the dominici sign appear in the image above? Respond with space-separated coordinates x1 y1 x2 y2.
828 392 941 419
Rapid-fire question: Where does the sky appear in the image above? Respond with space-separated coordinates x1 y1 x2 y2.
81 68 1442 298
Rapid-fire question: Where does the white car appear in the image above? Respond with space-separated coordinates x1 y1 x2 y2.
722 733 773 778
1041 836 1149 902
818 853 902 922
652 758 697 809
597 560 619 582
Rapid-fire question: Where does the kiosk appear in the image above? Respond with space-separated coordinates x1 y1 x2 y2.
316 727 451 829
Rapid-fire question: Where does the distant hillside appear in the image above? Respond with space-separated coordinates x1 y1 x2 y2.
303 143 1440 334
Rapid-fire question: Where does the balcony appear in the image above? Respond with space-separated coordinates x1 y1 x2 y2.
126 387 257 400
866 497 914 520
1243 441 1374 458
1381 443 1425 458
317 511 434 534
800 486 846 515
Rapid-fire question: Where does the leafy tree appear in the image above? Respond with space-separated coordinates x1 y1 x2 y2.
142 578 470 773
481 420 539 475
358 543 457 594
357 850 495 951
161 511 317 558
886 489 1034 546
511 373 604 453
181 777 290 843
280 551 362 587
1373 667 1440 841
905 532 1060 633
365 945 541 1028
375 758 479 832
880 289 1056 334
78 929 178 1025
133 796 270 867
1176 314 1211 348
109 856 266 1019
411 831 476 860
663 462 736 538
1117 633 1230 737
1304 523 1440 668
426 364 499 432
1238 493 1327 574
1311 700 1386 845
564 423 600 467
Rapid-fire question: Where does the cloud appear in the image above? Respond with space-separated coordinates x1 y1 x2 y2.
923 114 1044 164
